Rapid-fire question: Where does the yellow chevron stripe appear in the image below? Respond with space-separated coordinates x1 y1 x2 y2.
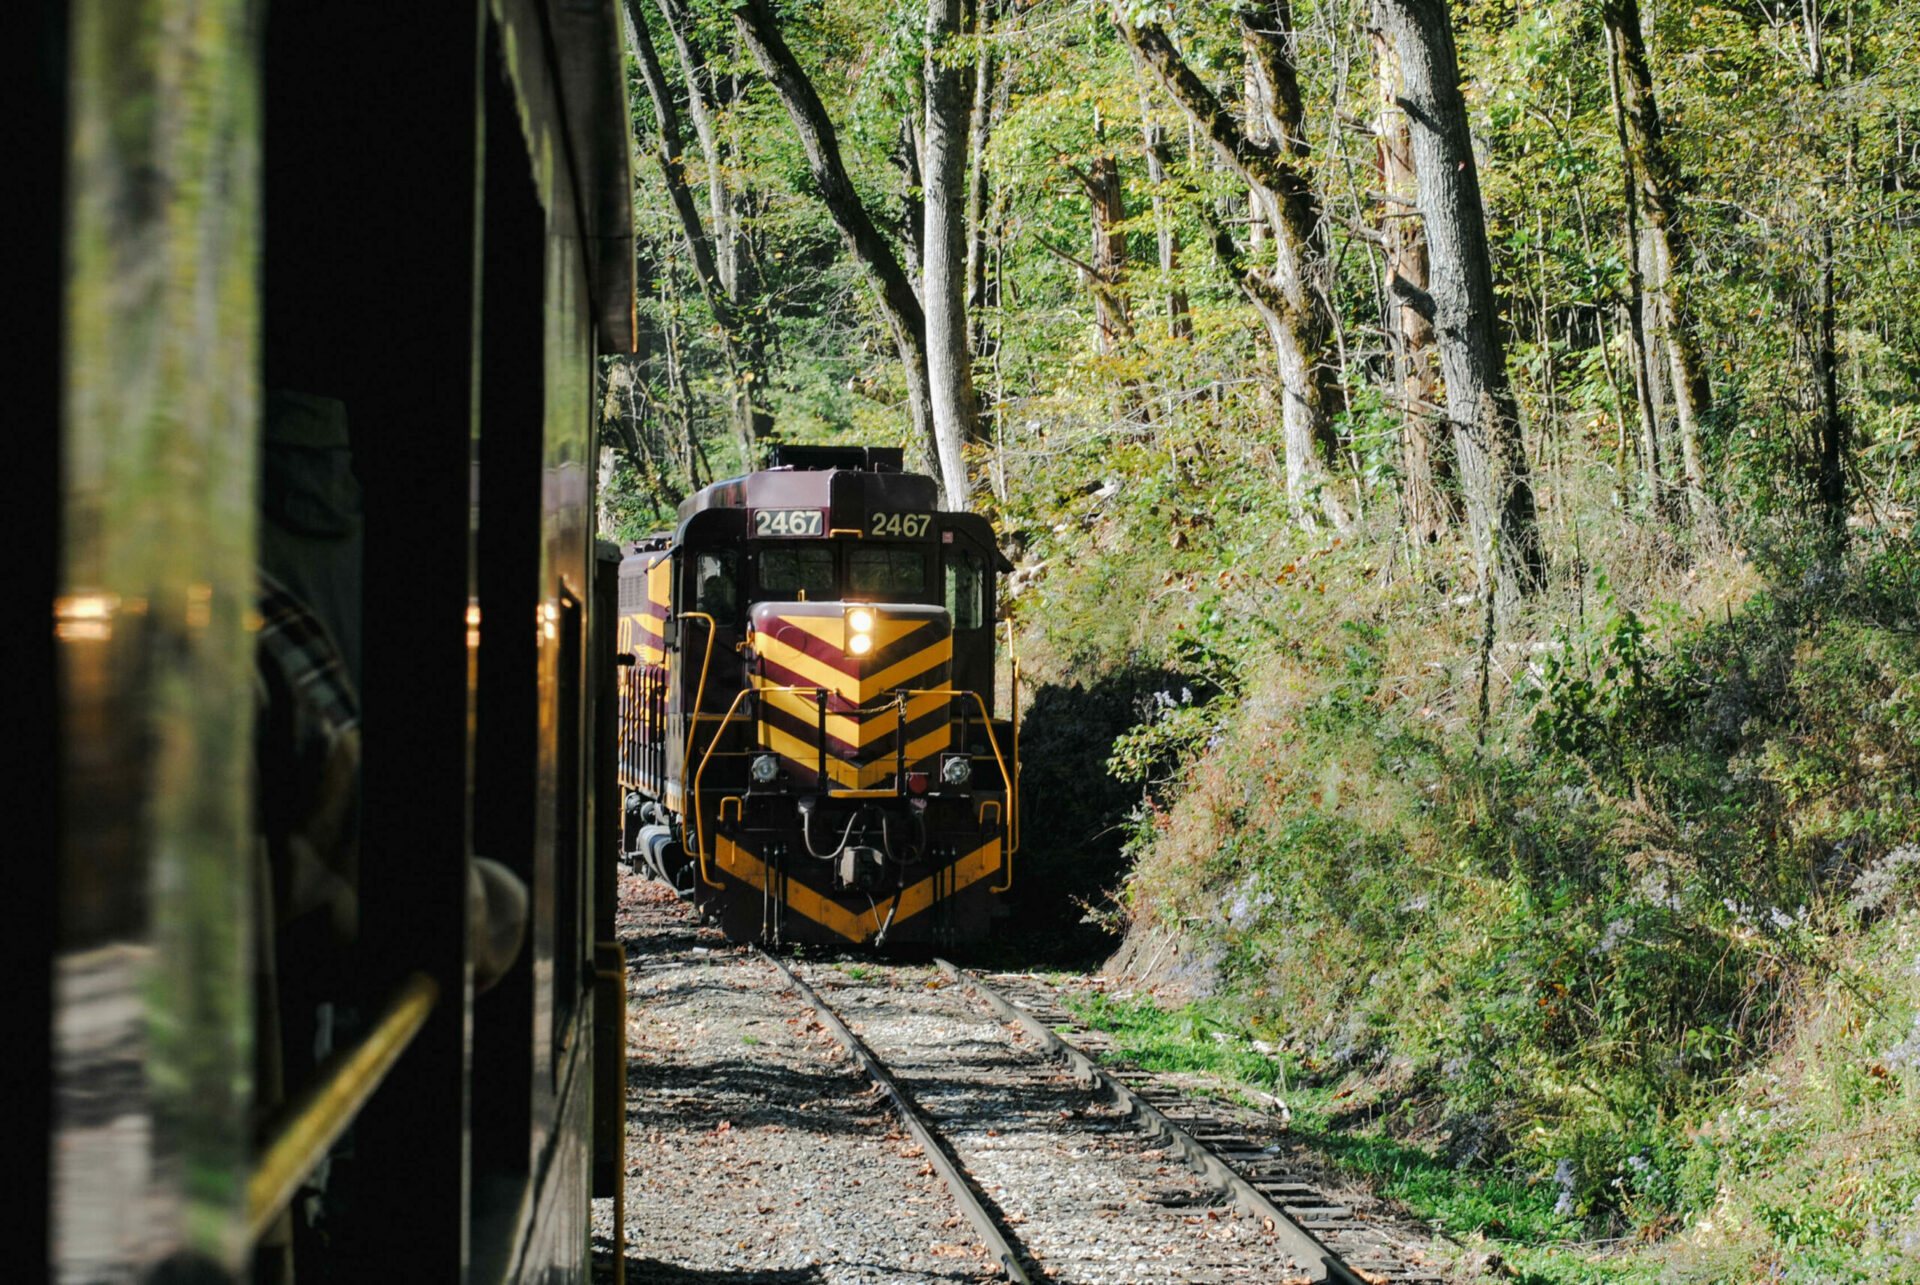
860 640 952 701
713 836 1003 943
752 631 953 704
902 723 952 763
757 686 950 747
758 722 948 787
781 613 931 652
750 632 854 697
758 722 860 787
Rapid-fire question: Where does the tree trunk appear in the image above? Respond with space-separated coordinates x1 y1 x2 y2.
923 0 978 509
655 0 777 460
732 0 944 491
1141 102 1192 340
1817 221 1846 526
1603 26 1669 517
1085 150 1131 355
896 115 927 294
1798 6 1846 532
1604 0 1711 522
625 0 774 464
965 19 998 358
1115 0 1350 530
655 0 733 288
1379 0 1543 603
1369 13 1448 541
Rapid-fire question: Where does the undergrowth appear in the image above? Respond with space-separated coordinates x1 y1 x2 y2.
1008 456 1920 1281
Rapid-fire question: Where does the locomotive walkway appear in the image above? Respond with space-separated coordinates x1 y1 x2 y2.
599 870 1448 1283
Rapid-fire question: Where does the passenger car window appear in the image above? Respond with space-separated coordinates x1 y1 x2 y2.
694 551 738 621
944 552 985 629
757 546 836 602
847 546 926 598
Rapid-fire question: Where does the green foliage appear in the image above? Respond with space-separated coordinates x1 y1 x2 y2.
601 0 1920 1274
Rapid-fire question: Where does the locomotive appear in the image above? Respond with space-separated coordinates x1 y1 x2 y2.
616 445 1020 947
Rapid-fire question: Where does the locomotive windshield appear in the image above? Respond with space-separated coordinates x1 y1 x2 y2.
749 543 933 604
847 545 927 598
758 545 836 601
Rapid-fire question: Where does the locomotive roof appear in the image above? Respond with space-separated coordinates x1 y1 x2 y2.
677 462 938 522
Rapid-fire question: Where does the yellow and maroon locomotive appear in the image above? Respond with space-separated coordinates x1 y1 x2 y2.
618 445 1019 947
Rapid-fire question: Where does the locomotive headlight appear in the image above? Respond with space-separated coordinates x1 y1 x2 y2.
750 753 780 784
845 607 876 656
940 755 972 788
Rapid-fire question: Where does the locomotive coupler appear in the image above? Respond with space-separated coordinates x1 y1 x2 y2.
836 845 886 891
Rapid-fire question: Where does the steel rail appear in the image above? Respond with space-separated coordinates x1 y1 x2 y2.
934 960 1367 1285
757 951 1033 1283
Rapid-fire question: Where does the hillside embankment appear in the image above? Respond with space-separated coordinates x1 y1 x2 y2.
1001 478 1920 1284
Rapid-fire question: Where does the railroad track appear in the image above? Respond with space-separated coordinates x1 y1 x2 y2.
763 953 1447 1284
613 873 1448 1283
951 969 1448 1285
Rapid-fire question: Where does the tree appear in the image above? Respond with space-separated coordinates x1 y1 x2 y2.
923 0 981 509
1369 9 1448 540
1603 0 1712 524
1140 99 1192 340
1115 0 1351 529
1069 139 1133 356
1378 0 1543 604
1604 17 1672 518
624 0 774 463
730 0 946 496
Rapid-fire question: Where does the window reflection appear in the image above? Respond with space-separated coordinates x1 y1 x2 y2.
944 553 985 629
847 546 925 599
758 546 835 602
695 551 738 621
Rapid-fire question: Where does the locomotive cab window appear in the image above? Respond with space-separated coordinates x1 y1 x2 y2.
694 551 739 623
847 545 927 600
944 551 986 630
757 546 835 603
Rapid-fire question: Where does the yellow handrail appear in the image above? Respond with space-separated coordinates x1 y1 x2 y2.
246 971 440 1244
676 611 718 794
1005 618 1022 860
1010 658 1021 861
690 687 754 887
689 684 826 885
686 680 1019 893
898 686 1017 890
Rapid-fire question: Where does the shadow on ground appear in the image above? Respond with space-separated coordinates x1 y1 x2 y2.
594 1254 1004 1283
956 662 1205 969
625 1055 895 1138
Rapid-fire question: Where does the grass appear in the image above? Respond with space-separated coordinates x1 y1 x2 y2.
1063 989 1657 1282
1065 906 1920 1284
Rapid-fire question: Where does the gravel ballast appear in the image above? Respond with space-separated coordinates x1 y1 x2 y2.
596 873 992 1283
597 872 1447 1283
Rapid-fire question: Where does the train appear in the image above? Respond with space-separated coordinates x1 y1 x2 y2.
615 446 1021 948
18 1 638 1281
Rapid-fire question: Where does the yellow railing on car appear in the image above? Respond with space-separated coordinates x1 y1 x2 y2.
245 971 439 1244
